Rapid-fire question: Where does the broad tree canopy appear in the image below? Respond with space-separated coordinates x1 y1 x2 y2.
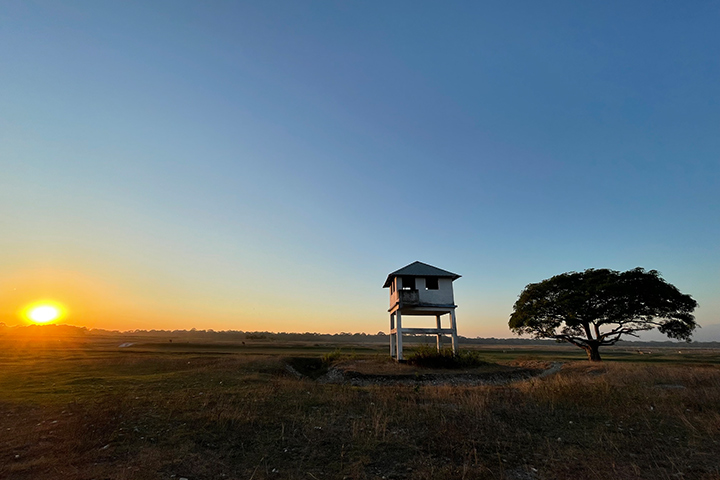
508 268 698 361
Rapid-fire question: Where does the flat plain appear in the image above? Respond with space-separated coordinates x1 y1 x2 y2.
1 333 719 480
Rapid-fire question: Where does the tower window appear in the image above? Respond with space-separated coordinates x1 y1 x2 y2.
401 276 416 290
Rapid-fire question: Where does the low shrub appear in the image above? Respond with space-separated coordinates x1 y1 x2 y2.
322 348 357 365
322 348 345 365
406 344 487 368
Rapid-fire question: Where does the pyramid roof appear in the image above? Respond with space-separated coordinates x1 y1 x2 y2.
383 261 461 288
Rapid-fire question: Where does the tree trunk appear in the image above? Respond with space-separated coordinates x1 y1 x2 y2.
585 342 602 362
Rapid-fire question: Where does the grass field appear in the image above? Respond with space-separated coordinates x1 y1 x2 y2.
1 335 719 479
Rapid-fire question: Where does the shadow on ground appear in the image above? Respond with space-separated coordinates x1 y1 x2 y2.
285 357 559 386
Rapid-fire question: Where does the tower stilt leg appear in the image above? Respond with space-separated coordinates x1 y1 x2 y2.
450 309 458 354
396 312 403 360
436 315 442 351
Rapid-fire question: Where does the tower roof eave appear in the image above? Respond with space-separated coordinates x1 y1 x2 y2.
383 261 461 288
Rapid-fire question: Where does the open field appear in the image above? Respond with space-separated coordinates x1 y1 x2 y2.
1 334 720 479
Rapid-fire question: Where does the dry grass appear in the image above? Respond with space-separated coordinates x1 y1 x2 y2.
1 340 719 480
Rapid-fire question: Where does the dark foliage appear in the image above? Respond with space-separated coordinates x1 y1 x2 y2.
406 344 488 368
509 268 698 361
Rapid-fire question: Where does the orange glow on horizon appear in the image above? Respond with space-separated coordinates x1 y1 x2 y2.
0 268 392 334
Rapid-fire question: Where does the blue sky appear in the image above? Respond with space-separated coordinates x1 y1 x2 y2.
1 1 718 339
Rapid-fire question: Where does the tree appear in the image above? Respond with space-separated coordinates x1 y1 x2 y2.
508 268 698 361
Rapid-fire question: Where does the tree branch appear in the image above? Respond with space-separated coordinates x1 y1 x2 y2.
553 334 590 349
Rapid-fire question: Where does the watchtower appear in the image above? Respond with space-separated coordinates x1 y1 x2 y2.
383 261 461 360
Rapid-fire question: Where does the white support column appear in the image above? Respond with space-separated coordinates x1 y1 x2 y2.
389 313 396 358
396 311 403 360
435 315 442 352
450 309 458 354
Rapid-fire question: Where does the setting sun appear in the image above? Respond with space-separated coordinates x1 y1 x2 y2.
29 306 60 323
24 302 65 324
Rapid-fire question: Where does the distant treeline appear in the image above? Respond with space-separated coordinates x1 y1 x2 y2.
1 323 718 348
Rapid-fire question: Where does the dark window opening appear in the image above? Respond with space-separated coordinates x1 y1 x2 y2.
401 276 416 290
426 277 439 290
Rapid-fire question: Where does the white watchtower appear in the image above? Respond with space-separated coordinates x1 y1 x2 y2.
383 261 461 360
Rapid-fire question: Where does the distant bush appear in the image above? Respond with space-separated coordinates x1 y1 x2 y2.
245 333 267 340
406 345 487 369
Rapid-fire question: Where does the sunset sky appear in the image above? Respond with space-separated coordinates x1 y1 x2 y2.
1 1 718 339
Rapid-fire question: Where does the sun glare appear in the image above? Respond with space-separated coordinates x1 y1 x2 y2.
24 302 64 324
29 306 59 323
